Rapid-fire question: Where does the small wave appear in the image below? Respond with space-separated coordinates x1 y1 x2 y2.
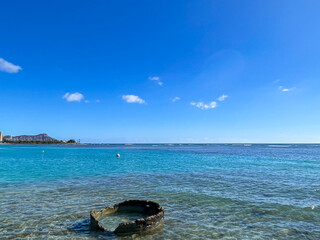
268 145 291 148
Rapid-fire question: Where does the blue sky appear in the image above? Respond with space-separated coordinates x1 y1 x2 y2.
1 0 320 143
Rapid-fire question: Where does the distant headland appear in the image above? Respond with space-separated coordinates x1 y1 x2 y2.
0 132 77 144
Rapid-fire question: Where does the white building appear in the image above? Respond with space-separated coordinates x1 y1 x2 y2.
0 132 3 142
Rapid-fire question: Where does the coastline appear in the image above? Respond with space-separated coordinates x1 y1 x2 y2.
0 142 81 145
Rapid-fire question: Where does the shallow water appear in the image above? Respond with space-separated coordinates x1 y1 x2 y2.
0 144 319 239
99 212 149 232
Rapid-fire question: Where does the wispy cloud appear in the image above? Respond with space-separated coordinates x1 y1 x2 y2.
63 92 84 102
171 96 180 102
149 76 163 86
282 88 293 92
279 86 295 92
191 101 217 110
122 95 146 104
0 58 22 73
218 94 228 101
83 99 100 104
273 79 280 84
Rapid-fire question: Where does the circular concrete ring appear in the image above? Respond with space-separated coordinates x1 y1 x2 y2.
90 200 164 236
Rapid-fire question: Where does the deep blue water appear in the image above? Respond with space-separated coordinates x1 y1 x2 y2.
0 144 319 239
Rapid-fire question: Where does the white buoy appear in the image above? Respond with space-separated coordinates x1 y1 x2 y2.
116 153 120 158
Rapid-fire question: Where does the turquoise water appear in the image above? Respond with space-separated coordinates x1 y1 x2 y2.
0 144 319 239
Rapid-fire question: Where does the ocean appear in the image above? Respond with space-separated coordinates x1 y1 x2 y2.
0 144 319 239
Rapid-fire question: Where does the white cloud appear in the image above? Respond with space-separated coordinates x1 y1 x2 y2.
63 92 84 102
149 76 159 81
171 96 180 102
0 58 22 73
218 94 228 101
149 76 163 86
96 99 100 103
191 101 217 110
84 100 89 103
279 86 294 92
122 95 146 104
282 88 291 92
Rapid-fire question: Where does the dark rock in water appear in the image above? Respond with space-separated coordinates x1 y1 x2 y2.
262 193 273 197
251 208 268 216
90 200 164 236
12 133 57 142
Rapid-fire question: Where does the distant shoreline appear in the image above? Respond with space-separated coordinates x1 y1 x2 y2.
1 142 320 146
0 142 80 145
